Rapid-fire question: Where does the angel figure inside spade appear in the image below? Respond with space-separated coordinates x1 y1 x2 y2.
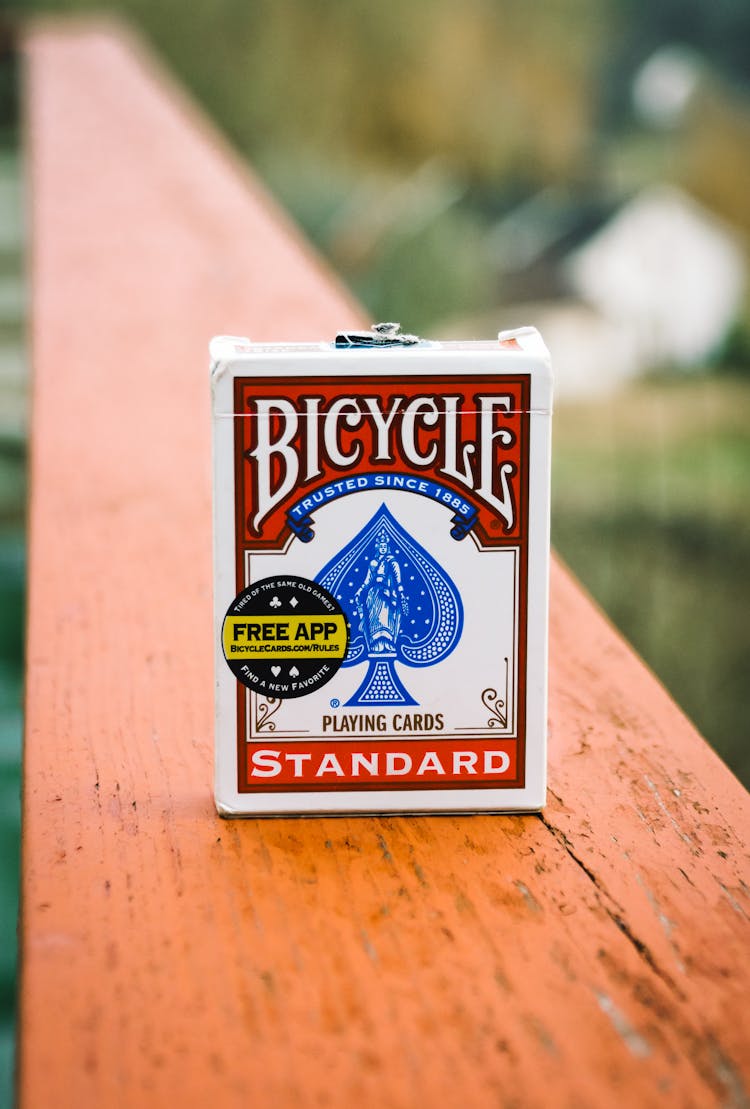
316 505 463 707
354 531 409 656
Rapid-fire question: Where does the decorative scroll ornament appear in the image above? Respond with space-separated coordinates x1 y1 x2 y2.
481 659 509 728
254 696 282 732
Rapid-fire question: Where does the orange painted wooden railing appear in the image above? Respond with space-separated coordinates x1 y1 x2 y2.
20 20 750 1109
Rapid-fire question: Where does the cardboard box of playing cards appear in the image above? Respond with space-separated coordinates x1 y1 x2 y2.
211 324 552 815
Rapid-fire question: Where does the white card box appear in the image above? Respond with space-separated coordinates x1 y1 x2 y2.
211 327 552 815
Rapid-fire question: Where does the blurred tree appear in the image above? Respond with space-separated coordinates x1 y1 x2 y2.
601 0 750 128
14 0 607 187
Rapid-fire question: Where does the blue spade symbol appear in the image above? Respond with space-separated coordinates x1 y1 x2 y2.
316 504 463 706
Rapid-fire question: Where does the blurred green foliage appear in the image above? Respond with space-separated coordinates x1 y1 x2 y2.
0 528 23 1109
7 0 750 330
0 36 22 1105
553 377 750 784
0 441 22 1109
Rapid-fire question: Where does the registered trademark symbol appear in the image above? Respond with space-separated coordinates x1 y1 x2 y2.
330 698 340 708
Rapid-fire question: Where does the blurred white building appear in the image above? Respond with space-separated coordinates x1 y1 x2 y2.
566 184 746 371
478 184 746 398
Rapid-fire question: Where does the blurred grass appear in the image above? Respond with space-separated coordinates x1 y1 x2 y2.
0 38 23 1101
552 374 750 784
0 527 23 1108
0 445 22 1109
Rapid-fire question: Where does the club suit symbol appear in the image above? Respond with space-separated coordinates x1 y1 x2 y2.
316 505 463 706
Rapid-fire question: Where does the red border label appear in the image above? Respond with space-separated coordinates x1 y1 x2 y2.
232 372 530 792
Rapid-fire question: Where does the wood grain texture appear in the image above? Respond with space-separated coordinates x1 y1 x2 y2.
20 20 750 1109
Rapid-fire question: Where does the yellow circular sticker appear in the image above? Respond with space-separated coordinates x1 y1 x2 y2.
222 575 349 698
